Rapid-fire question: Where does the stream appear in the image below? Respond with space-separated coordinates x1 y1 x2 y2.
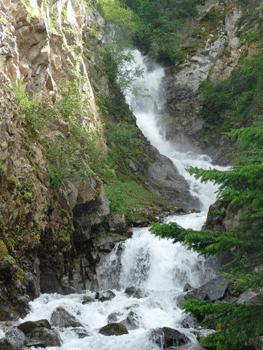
3 51 228 349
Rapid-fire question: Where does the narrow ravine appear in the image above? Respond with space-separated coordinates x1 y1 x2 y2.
11 52 228 350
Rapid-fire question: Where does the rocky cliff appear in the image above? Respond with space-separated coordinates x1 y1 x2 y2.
159 0 260 164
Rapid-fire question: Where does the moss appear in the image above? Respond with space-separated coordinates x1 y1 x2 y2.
15 199 21 207
16 268 25 283
22 192 33 203
7 176 18 192
0 240 8 259
7 255 16 264
0 213 4 226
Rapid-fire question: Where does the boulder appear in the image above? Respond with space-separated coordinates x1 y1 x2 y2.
150 327 191 348
95 290 116 302
99 323 128 336
17 318 61 347
0 338 22 350
26 327 61 347
18 320 51 335
50 307 83 328
184 275 231 302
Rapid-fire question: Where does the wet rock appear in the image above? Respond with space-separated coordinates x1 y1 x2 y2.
109 214 128 235
99 323 128 336
179 314 199 329
107 312 122 323
82 296 96 304
23 272 40 300
184 275 232 302
50 307 83 328
74 328 91 339
95 290 116 302
120 311 141 330
5 328 27 345
0 337 22 350
183 283 193 292
124 286 146 299
150 327 191 348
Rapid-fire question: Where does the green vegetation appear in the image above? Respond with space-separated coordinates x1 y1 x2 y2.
150 119 263 349
96 0 198 63
199 47 263 131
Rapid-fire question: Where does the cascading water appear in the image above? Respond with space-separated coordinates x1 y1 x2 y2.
1 51 227 350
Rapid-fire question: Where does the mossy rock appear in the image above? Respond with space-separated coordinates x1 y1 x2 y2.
99 323 128 336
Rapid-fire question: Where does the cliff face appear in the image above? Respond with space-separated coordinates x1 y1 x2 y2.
160 0 257 164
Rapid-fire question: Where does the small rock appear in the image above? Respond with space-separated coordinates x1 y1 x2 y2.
82 296 95 304
124 286 146 299
95 290 116 302
107 312 122 323
99 323 128 336
120 311 141 330
51 307 83 328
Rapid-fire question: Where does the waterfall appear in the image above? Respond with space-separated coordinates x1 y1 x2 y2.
4 51 227 350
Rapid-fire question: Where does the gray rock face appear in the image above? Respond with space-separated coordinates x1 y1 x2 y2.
150 327 191 348
50 307 83 328
138 145 201 210
184 275 231 302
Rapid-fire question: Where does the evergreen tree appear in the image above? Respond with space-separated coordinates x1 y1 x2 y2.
150 119 263 349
